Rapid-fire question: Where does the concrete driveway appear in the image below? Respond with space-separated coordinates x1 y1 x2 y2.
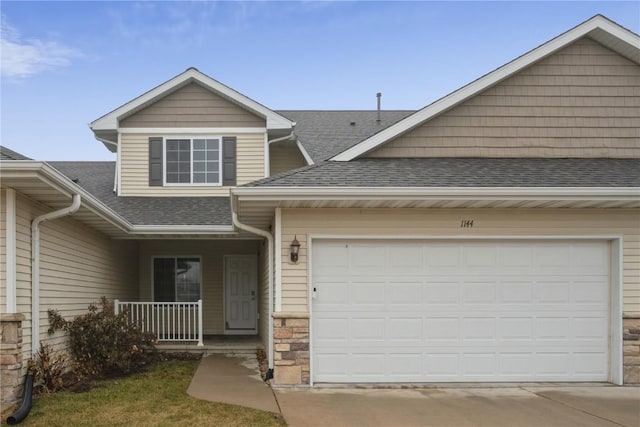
274 386 640 427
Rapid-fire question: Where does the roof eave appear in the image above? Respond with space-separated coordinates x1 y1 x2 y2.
233 186 640 203
1 162 237 236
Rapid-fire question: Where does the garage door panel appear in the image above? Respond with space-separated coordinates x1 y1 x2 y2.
312 240 610 383
349 281 385 304
424 282 460 305
572 316 608 341
389 282 422 304
462 353 496 376
499 282 534 303
425 317 460 340
389 318 422 341
499 353 533 376
462 317 496 340
498 317 533 340
351 318 385 341
572 280 608 304
462 282 497 304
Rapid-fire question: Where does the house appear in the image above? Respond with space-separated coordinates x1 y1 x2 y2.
1 15 639 401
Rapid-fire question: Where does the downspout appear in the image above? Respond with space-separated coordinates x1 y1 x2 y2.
31 194 81 354
230 195 274 380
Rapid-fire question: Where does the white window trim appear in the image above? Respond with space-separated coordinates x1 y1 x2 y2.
151 255 203 302
162 136 223 187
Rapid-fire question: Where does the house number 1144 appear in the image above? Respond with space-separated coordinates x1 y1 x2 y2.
460 220 474 228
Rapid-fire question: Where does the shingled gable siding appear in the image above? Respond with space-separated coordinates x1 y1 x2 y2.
120 82 266 128
120 132 264 196
9 191 138 366
269 141 306 176
368 38 640 158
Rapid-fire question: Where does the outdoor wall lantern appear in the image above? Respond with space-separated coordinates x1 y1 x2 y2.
290 236 301 262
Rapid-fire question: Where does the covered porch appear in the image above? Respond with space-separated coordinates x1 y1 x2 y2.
115 237 269 352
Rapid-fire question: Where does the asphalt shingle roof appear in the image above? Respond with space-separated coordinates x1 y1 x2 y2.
244 158 640 188
276 110 414 162
48 161 231 226
0 145 31 160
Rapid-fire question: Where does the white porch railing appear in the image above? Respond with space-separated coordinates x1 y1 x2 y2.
114 300 203 347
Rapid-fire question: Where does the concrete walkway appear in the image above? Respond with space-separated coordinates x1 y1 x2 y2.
187 357 639 426
186 354 279 413
275 386 640 427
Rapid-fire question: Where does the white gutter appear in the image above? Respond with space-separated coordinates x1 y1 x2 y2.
232 186 640 200
230 195 275 375
31 194 81 354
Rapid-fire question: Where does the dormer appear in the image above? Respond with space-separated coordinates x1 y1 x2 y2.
90 68 295 196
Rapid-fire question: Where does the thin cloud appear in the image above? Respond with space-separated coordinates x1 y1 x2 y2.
1 15 81 79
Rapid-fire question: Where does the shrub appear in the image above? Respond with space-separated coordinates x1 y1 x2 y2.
28 341 68 394
48 297 158 379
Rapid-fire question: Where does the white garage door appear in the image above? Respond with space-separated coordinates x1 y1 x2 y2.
311 240 610 383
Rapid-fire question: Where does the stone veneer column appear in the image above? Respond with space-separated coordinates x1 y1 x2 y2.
0 313 26 403
272 312 309 385
623 315 640 384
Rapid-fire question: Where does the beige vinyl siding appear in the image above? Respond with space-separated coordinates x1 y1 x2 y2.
12 192 139 362
120 82 265 128
120 132 265 196
258 236 270 351
269 141 306 176
369 38 640 158
138 239 260 335
279 208 640 314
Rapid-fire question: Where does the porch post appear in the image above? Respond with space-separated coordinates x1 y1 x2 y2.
114 299 120 315
197 299 204 347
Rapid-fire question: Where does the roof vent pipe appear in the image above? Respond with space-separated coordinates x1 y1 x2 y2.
376 92 382 123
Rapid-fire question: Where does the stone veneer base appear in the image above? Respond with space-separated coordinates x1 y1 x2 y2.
272 312 309 385
0 313 25 403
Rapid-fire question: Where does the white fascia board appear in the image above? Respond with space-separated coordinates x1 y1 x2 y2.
129 225 236 234
90 68 294 131
233 186 640 201
331 16 640 161
296 139 315 165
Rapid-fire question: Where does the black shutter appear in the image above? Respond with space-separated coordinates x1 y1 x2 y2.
222 136 236 186
149 137 163 186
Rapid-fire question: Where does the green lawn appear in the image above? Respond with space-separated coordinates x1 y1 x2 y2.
4 360 284 427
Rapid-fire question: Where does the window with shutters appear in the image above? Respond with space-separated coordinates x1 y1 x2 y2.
148 136 236 187
165 137 221 185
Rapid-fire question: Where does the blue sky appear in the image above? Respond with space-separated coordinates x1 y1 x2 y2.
1 1 638 161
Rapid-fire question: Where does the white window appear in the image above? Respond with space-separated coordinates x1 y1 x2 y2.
153 257 201 302
165 138 221 185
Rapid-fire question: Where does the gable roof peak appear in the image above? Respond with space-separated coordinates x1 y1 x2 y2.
330 14 640 162
90 67 294 149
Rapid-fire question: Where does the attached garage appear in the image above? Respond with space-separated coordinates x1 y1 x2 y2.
311 239 613 383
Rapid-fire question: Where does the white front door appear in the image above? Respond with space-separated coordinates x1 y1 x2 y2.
224 255 258 334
